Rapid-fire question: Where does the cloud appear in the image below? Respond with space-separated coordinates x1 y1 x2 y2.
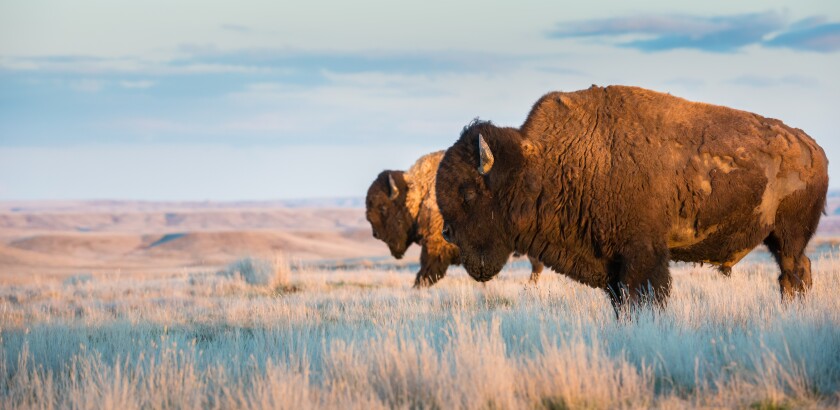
548 12 784 52
664 78 707 88
50 78 156 93
116 118 194 133
219 24 251 33
172 46 522 76
0 55 147 74
1 47 526 83
548 11 840 53
69 79 105 92
533 66 584 76
728 75 819 88
119 80 155 89
765 22 840 52
0 54 272 75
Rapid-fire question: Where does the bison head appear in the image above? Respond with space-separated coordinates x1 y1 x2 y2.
436 121 529 282
366 170 416 259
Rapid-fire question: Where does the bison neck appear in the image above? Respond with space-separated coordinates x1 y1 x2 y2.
508 155 610 289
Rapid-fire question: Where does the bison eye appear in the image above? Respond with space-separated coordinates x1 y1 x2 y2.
460 186 477 204
442 224 453 243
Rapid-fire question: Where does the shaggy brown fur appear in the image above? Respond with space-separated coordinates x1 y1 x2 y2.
436 85 828 310
367 151 544 287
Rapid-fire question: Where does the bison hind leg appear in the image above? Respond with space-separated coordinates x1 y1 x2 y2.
764 183 825 301
764 231 813 301
764 193 821 301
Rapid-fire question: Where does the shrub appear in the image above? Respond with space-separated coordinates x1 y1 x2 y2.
62 273 94 286
220 256 290 288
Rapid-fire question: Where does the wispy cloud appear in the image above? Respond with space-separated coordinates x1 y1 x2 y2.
119 80 156 89
664 78 707 88
728 74 819 88
0 55 148 74
0 55 272 75
765 21 840 52
1 47 525 81
172 47 522 76
69 79 105 93
548 11 840 53
219 24 252 33
52 78 157 93
548 12 783 52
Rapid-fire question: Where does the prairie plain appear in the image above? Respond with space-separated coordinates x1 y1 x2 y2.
2 199 840 409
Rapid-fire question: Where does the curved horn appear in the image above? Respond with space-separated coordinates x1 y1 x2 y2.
478 133 494 175
388 173 399 200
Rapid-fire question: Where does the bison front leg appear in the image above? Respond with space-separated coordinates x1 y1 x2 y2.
413 243 453 288
606 243 672 314
528 256 544 284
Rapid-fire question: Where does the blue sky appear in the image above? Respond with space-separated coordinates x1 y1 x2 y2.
1 1 838 200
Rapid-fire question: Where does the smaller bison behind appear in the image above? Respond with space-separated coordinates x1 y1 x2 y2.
366 151 543 287
436 85 828 310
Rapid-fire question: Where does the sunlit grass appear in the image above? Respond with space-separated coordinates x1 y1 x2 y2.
1 256 839 409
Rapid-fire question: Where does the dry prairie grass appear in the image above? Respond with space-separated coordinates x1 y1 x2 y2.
1 256 839 409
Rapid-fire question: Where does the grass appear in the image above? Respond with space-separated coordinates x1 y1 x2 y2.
219 256 292 289
1 256 839 409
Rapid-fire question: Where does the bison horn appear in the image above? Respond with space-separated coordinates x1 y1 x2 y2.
388 173 399 200
478 133 494 175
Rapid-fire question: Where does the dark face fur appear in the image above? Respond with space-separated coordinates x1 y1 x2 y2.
436 122 525 281
365 170 415 259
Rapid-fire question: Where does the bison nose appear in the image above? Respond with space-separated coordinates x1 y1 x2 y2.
442 224 453 243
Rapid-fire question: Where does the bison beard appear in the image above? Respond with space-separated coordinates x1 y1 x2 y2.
436 85 828 312
366 152 544 287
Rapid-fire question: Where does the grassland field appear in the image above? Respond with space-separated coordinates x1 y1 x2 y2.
1 201 839 409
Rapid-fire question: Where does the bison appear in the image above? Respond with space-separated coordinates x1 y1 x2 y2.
366 151 544 287
435 85 828 310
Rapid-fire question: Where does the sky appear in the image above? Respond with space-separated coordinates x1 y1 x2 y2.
1 1 839 201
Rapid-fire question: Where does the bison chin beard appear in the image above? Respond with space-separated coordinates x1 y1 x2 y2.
387 237 413 260
388 243 407 260
462 252 507 282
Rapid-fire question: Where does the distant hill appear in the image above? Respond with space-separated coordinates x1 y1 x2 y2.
5 190 838 213
0 193 838 281
0 201 396 280
0 197 365 214
827 193 840 215
0 207 369 234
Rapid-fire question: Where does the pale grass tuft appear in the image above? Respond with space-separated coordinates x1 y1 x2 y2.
63 273 94 287
220 255 291 289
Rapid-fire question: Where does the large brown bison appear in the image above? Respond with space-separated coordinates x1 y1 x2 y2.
435 85 828 310
366 151 544 287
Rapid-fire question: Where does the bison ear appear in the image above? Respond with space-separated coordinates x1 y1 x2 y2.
521 140 538 157
478 133 494 175
388 173 399 200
